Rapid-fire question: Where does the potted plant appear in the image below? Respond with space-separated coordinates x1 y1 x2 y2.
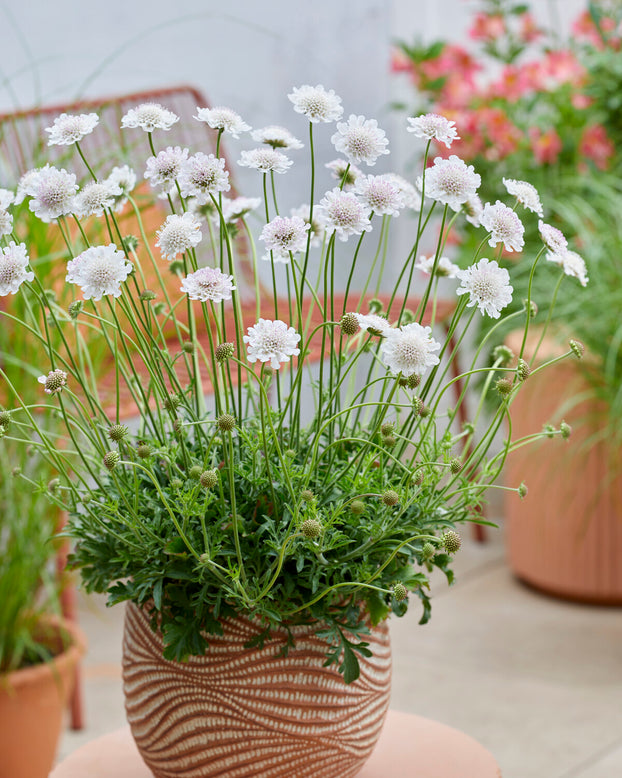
0 88 583 777
392 0 622 602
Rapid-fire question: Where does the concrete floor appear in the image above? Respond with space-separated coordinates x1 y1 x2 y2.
57 516 622 777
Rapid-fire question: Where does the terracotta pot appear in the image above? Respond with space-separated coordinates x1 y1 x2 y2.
505 331 622 603
122 601 392 778
0 616 86 778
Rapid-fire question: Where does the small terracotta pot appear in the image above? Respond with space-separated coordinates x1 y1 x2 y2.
0 616 86 778
122 602 392 778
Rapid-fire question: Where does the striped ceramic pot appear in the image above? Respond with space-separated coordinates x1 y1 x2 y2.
122 601 391 778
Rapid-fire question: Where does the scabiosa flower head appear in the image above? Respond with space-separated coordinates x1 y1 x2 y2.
288 84 343 123
178 153 230 202
260 215 310 263
315 188 372 242
45 112 99 146
244 318 301 370
27 165 77 222
14 168 43 205
480 200 525 252
220 196 262 224
420 155 481 212
456 258 513 318
0 189 14 209
331 114 390 166
325 159 362 187
0 209 13 237
290 204 325 248
406 113 459 148
383 173 421 212
156 212 202 260
380 322 441 377
194 106 251 138
66 244 133 301
463 192 484 227
503 178 543 218
539 220 568 254
354 174 405 216
180 266 236 302
38 369 67 394
251 125 303 149
105 165 136 213
144 146 189 190
74 180 121 218
415 255 460 278
237 148 293 174
546 250 588 287
354 312 391 336
121 103 179 132
0 242 34 295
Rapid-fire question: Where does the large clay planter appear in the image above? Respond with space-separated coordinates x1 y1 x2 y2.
122 601 392 778
0 616 86 778
505 331 622 603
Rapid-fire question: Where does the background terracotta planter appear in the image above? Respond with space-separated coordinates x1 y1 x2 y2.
505 331 622 603
0 616 86 778
123 601 392 778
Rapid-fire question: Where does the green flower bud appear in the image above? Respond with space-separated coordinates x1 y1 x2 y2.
189 465 203 480
350 500 366 515
381 422 394 436
392 583 408 602
560 421 572 440
136 444 152 459
421 542 435 560
301 489 315 502
419 404 431 418
569 339 584 359
493 345 514 365
12 467 21 477
284 449 296 459
199 469 219 489
108 424 129 442
544 423 556 439
103 451 120 471
441 530 461 554
122 235 139 252
339 312 359 336
139 289 157 302
382 434 396 449
47 478 60 493
496 377 514 397
68 300 83 319
449 458 462 474
301 518 322 539
382 490 399 507
170 478 183 490
0 410 11 428
163 394 181 412
518 482 528 499
412 469 424 486
217 413 236 433
182 341 195 354
517 359 531 382
407 373 421 390
215 342 235 362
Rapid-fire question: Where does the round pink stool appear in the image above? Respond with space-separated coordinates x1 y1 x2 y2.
51 710 501 777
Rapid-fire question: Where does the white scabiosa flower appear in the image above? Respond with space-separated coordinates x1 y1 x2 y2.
260 215 310 263
406 114 459 148
380 323 441 377
27 165 78 222
415 255 460 278
0 210 13 237
331 114 390 166
237 148 293 174
315 188 372 242
288 84 343 123
156 212 203 260
354 313 391 336
456 258 513 318
74 181 121 218
480 200 525 252
503 178 544 218
45 112 99 146
38 369 68 394
325 159 362 187
251 125 303 149
180 266 236 302
0 242 34 295
105 165 136 213
420 155 481 212
538 220 568 255
145 147 189 190
121 103 179 132
14 169 43 206
244 319 301 370
463 193 484 227
178 153 230 202
66 244 133 301
195 106 251 138
354 174 405 216
546 250 588 287
290 204 325 248
220 196 262 224
383 173 421 212
0 189 14 209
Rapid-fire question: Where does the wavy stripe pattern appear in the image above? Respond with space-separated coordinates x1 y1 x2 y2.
122 602 391 778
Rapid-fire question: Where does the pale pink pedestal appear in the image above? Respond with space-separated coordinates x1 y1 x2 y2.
51 710 501 778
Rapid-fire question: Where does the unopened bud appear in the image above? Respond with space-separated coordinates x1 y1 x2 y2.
139 289 156 302
108 424 129 442
523 298 538 318
392 583 408 601
136 444 152 459
421 542 435 560
301 518 322 539
449 458 462 474
407 374 421 390
68 300 83 319
217 413 236 433
163 393 180 412
189 465 203 480
103 450 120 471
350 500 365 515
47 478 60 493
301 489 315 502
381 422 394 436
441 530 461 554
493 345 514 365
382 489 399 507
0 410 10 428
496 377 514 397
339 312 359 336
569 339 584 359
382 434 396 448
215 342 235 362
199 469 219 489
544 423 556 438
122 235 139 252
517 359 531 381
518 482 528 499
560 421 572 440
182 340 195 354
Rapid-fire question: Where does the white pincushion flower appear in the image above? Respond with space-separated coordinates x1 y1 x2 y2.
380 323 441 377
0 189 14 209
244 319 301 370
315 188 372 242
0 242 34 295
45 112 99 146
288 85 343 123
251 125 303 149
354 174 405 216
354 313 391 335
195 106 251 138
38 369 67 395
420 155 481 212
220 196 262 224
463 193 484 227
74 181 121 218
238 148 293 174
415 255 460 278
66 244 133 301
290 204 325 248
14 169 43 205
331 114 390 167
539 220 568 255
28 165 78 222
325 159 362 187
156 212 203 260
383 173 421 212
105 165 136 213
503 178 543 218
546 250 588 287
406 114 459 148
480 200 525 253
145 147 189 189
260 216 310 263
181 266 236 302
0 210 13 237
178 153 230 202
456 258 513 318
121 103 179 132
